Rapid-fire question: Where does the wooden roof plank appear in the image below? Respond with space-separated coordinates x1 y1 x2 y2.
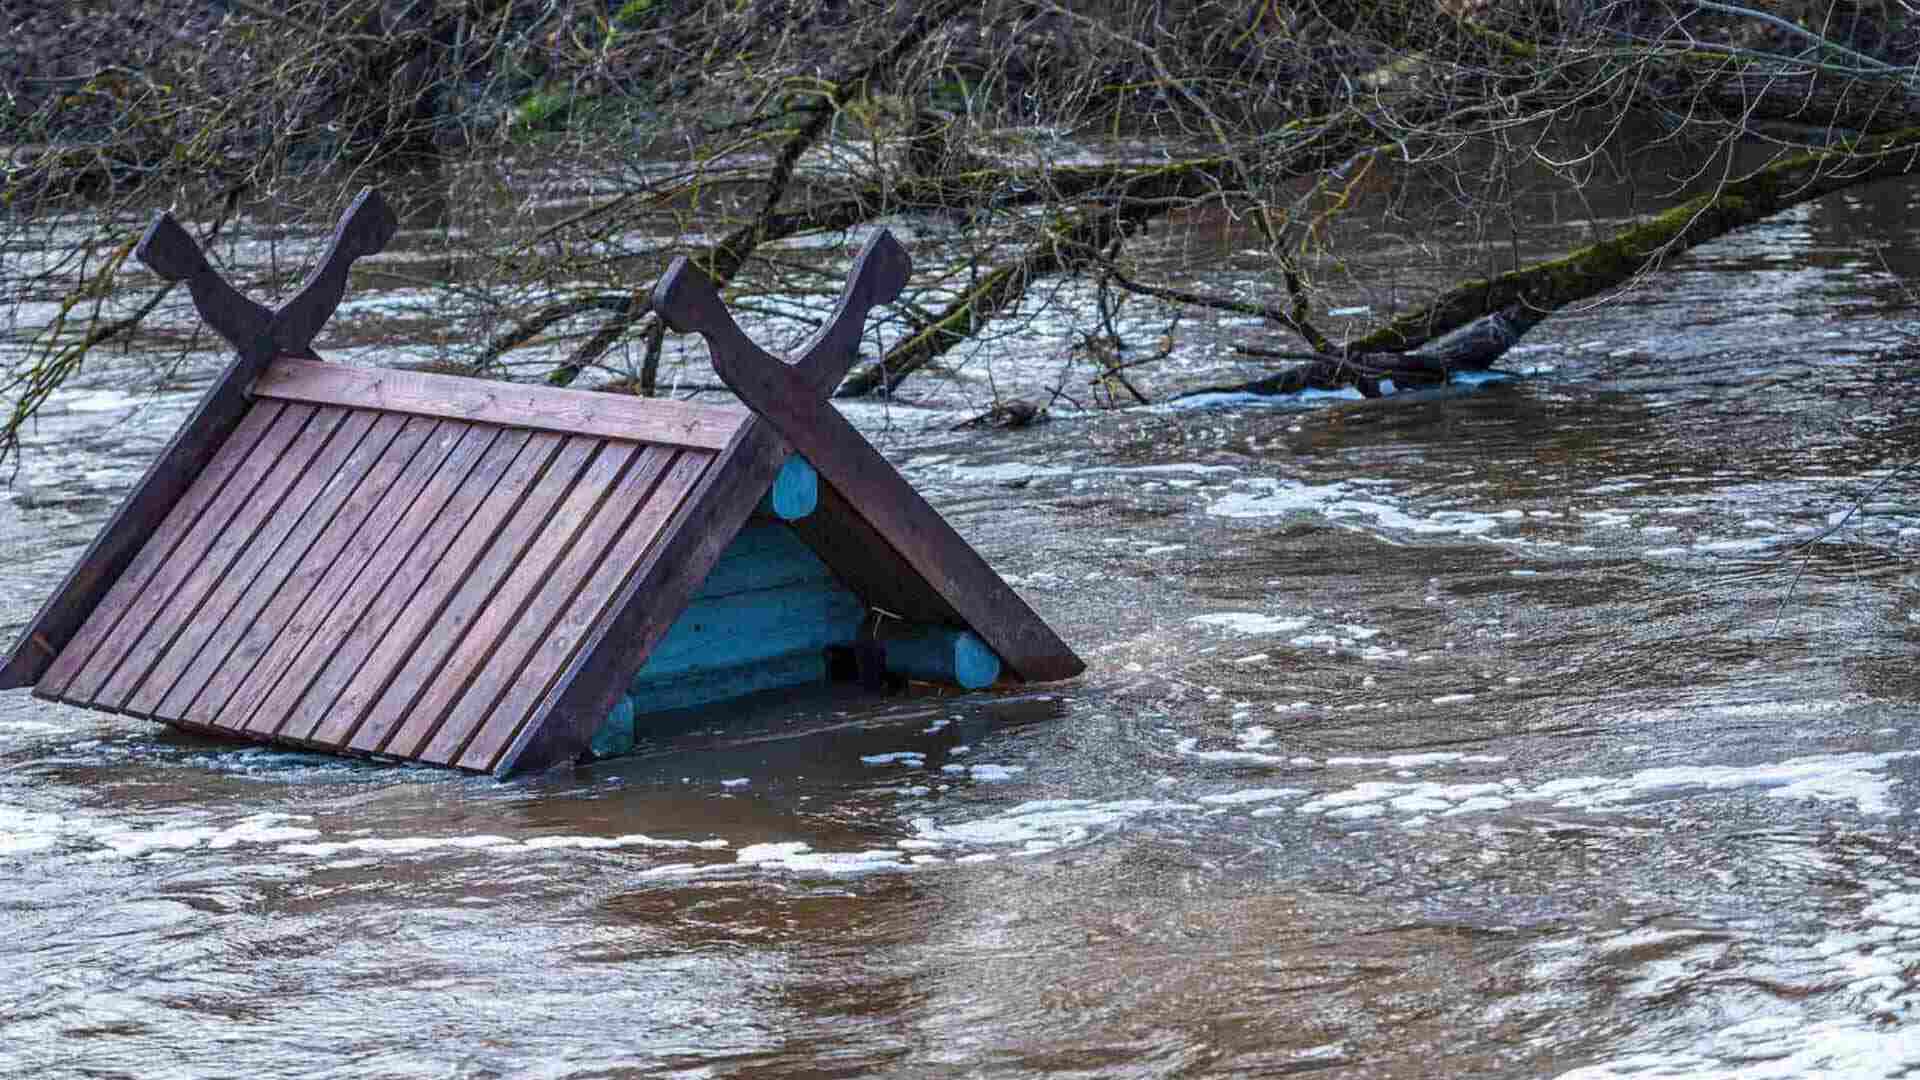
164 411 410 729
254 358 747 451
486 423 787 776
224 417 480 734
142 409 392 725
116 407 368 719
343 433 593 756
35 400 288 699
455 447 712 772
422 445 681 767
60 404 328 710
288 427 534 746
390 440 656 763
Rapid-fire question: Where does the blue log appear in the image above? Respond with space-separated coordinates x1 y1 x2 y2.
631 649 829 715
755 454 817 521
883 625 1002 689
590 693 638 758
632 578 866 686
695 522 833 599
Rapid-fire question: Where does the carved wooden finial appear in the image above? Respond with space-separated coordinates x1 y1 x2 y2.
653 229 910 406
135 187 398 363
137 212 273 358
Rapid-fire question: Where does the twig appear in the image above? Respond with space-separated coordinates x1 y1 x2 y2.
1774 455 1915 633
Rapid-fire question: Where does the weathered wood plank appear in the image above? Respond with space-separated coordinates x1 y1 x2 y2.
5 366 281 691
486 422 788 776
203 414 441 730
417 445 677 766
251 423 509 742
114 407 361 717
54 404 323 707
34 401 286 698
460 449 718 772
253 358 747 452
344 433 593 756
395 440 654 763
307 424 560 745
160 411 406 727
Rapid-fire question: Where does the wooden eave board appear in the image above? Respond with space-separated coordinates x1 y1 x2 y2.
34 358 751 773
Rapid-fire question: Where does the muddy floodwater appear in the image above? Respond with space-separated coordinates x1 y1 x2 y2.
8 179 1920 1079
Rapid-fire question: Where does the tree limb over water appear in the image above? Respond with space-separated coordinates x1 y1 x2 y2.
1183 122 1920 398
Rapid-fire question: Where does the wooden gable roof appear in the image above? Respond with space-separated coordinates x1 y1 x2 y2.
1 189 1082 776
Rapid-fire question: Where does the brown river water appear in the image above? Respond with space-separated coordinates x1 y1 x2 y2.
5 175 1920 1078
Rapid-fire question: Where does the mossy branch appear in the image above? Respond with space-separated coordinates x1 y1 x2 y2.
1351 127 1920 356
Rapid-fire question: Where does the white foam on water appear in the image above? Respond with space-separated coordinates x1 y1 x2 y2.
966 764 1026 782
58 389 146 414
0 804 99 857
0 831 58 855
51 812 323 860
1296 752 1916 823
1557 1019 1920 1079
1694 537 1777 553
1175 737 1289 766
1238 726 1277 749
1298 781 1514 818
1558 875 1920 1078
1540 752 1918 817
1322 752 1507 769
733 841 911 875
922 462 1074 485
1187 612 1314 635
1198 788 1309 806
861 752 927 767
1206 478 1504 541
912 798 1196 851
278 832 730 859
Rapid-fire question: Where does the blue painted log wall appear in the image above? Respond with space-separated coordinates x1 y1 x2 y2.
589 522 861 757
586 518 1013 760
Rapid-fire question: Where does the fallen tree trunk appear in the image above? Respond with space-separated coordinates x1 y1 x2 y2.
1182 125 1920 400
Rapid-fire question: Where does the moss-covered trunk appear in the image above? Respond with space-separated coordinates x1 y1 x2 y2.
1350 128 1920 356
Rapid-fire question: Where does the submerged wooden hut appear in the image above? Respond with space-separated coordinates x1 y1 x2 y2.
0 189 1082 777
